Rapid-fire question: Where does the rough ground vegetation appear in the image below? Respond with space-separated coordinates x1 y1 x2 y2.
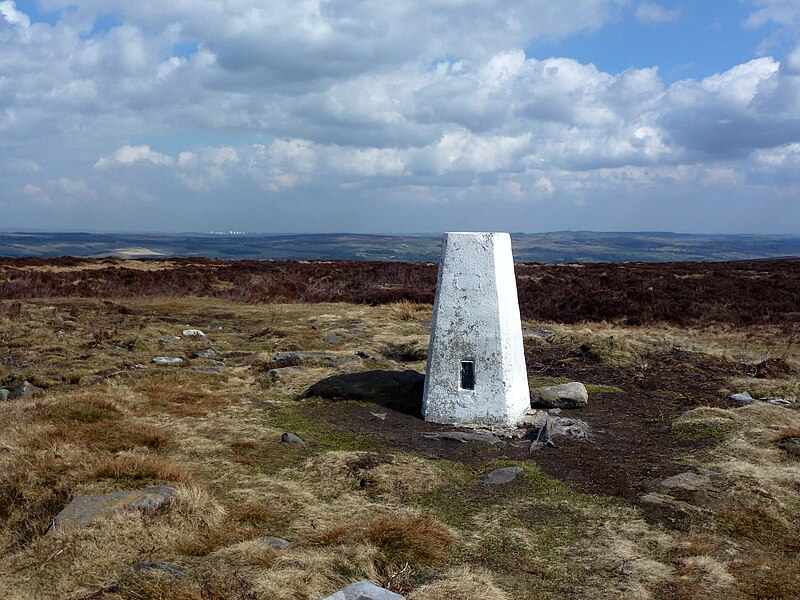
0 258 799 599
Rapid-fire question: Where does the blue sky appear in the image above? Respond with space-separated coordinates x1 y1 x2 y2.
2 1 800 234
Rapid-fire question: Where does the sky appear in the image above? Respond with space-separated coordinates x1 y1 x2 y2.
1 1 800 234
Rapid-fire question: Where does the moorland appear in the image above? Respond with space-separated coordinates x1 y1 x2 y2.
0 257 799 599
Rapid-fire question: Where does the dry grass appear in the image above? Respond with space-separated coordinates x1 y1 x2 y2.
89 455 198 486
133 375 229 417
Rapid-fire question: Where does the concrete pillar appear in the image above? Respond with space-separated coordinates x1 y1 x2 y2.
423 232 530 425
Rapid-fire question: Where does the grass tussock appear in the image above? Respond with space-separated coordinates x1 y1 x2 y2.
89 455 197 486
408 566 510 600
305 513 457 572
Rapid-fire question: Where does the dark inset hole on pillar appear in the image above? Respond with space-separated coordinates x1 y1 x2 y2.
460 360 475 390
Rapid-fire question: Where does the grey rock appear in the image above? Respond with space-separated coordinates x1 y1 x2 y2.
10 381 44 400
268 366 303 380
522 327 554 340
324 333 345 343
52 485 177 530
192 348 217 359
132 562 186 578
306 369 424 416
551 416 591 439
182 329 205 337
422 431 504 445
530 382 588 409
766 398 793 406
729 391 755 405
256 536 291 550
483 466 524 485
0 389 10 402
357 350 383 361
370 411 388 420
281 432 306 446
152 356 183 365
192 366 224 374
318 581 406 600
158 335 181 342
333 355 363 368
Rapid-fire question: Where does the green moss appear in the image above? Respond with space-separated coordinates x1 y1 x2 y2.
270 399 383 452
671 408 743 441
584 383 624 394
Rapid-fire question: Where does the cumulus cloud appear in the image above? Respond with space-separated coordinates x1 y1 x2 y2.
95 145 174 168
634 2 682 24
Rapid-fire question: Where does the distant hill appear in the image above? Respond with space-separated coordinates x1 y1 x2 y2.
1 231 799 263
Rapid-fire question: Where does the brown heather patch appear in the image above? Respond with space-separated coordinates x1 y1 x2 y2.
732 557 800 600
44 421 170 453
88 455 197 486
133 375 229 417
27 394 126 424
773 427 800 443
716 506 800 551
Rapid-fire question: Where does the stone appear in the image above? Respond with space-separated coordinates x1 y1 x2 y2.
483 466 524 485
306 370 424 415
268 366 303 380
52 485 177 530
357 350 383 361
551 416 591 438
766 398 793 406
192 348 217 359
132 562 186 578
152 356 183 365
0 388 10 401
333 355 363 368
10 381 44 400
158 335 181 342
530 382 588 409
281 432 306 446
182 329 206 337
324 333 345 343
424 232 530 426
256 536 291 550
370 411 388 420
318 581 406 600
729 391 755 406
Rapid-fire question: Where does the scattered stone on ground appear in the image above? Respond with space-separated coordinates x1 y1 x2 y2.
483 466 524 485
192 348 217 359
729 391 755 405
131 562 186 578
305 369 424 415
765 397 793 406
51 485 177 530
639 469 719 528
256 536 291 550
333 355 362 368
273 351 337 366
318 581 406 600
191 366 223 374
370 411 388 420
777 437 800 456
551 416 591 439
0 389 10 401
158 335 181 342
323 332 345 343
152 356 183 365
9 381 44 400
281 432 306 446
357 350 382 361
268 366 303 380
182 329 205 337
530 382 589 409
421 431 505 445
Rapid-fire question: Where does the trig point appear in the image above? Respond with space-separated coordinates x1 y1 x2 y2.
423 232 530 425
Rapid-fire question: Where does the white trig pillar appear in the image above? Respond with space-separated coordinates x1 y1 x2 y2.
423 232 530 425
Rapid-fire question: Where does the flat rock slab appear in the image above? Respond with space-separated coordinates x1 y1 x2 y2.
256 536 291 550
530 382 588 409
318 581 406 600
305 369 424 416
182 329 206 337
281 432 306 446
273 351 337 366
483 466 524 485
422 431 504 445
52 485 177 530
192 349 217 359
729 391 755 405
152 357 183 365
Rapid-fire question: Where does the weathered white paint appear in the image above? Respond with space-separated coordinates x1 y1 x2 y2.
423 232 530 425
